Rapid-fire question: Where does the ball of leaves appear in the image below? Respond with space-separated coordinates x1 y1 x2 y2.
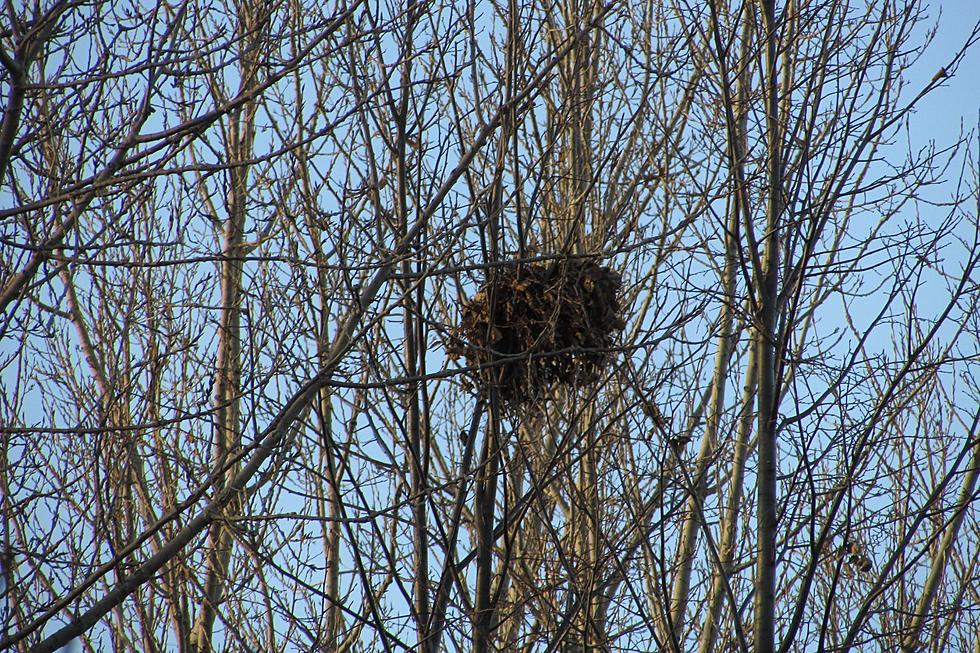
447 259 626 404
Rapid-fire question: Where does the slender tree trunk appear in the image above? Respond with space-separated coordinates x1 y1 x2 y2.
189 152 245 653
190 4 264 649
398 88 433 653
753 2 784 651
900 411 980 652
697 343 758 653
473 399 501 652
668 164 744 643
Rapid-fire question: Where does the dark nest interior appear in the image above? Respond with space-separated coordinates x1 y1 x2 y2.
447 258 626 404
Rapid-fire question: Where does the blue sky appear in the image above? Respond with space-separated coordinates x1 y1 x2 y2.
906 2 979 146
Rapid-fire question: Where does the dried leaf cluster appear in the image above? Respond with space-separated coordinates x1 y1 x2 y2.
447 259 626 403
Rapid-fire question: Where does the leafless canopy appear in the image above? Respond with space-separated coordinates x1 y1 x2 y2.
2 1 980 652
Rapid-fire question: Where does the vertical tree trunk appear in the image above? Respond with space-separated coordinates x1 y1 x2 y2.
189 3 264 650
753 2 784 651
394 15 433 636
697 345 758 653
900 412 980 652
189 148 245 653
472 399 501 652
667 199 741 645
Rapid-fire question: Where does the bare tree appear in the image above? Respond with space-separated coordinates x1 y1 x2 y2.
2 1 980 652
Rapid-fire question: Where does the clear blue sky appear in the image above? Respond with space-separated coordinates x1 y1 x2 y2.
908 2 980 145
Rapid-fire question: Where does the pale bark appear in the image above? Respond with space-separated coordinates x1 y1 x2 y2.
900 411 980 651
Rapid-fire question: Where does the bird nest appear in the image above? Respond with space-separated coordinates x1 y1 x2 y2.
447 259 626 404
